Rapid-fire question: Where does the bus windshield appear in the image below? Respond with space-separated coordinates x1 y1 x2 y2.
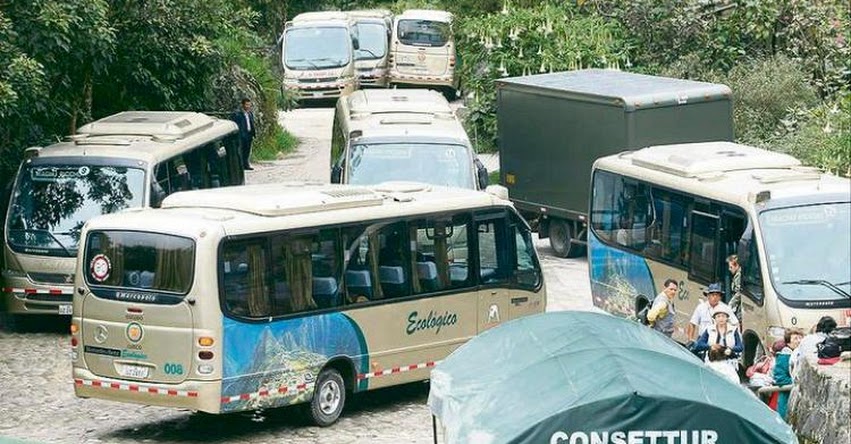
397 20 450 47
347 142 473 189
6 164 146 257
284 27 351 70
355 22 387 60
759 202 851 301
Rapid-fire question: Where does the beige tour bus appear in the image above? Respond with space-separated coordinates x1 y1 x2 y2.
281 11 359 101
71 182 545 425
389 9 459 94
588 141 851 367
331 89 488 189
1 112 243 327
348 9 393 87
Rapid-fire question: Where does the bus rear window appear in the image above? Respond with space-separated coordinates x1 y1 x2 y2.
84 231 195 295
397 20 449 47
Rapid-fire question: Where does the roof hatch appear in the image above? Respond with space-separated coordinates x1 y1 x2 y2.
76 111 216 139
630 142 801 178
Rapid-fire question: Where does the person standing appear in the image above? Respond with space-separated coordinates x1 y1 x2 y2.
773 328 804 419
693 305 743 373
686 282 739 345
726 255 743 321
647 279 678 338
231 98 256 170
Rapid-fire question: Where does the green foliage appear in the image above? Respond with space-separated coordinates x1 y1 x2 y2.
769 94 851 177
254 123 299 160
456 2 631 151
724 57 819 144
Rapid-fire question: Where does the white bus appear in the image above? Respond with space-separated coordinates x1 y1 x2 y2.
389 9 459 94
331 89 488 189
281 12 359 101
2 112 243 326
348 10 393 87
72 182 545 425
589 142 850 366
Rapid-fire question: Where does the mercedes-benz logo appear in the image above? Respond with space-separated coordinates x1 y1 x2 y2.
94 325 108 344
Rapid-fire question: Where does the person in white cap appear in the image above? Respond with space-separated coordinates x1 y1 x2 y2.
686 282 739 346
693 304 743 372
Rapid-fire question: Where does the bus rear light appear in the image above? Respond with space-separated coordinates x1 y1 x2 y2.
198 351 214 360
71 337 78 347
449 56 456 68
198 364 214 375
198 337 214 347
70 324 78 334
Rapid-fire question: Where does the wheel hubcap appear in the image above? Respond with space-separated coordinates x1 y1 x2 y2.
318 380 341 415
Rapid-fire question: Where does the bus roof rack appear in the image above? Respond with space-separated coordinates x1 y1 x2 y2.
630 142 801 178
76 111 216 140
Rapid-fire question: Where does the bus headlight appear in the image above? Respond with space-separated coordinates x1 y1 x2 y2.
768 326 786 339
197 364 214 375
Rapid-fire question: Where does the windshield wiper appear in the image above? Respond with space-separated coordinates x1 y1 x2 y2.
782 279 851 299
357 48 380 59
9 228 75 257
288 58 319 69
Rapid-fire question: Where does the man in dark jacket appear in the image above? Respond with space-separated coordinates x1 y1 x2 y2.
231 98 256 170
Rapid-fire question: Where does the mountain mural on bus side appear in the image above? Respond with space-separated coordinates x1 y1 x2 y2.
588 232 655 319
221 313 368 412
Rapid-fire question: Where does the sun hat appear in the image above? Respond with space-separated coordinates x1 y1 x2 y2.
710 305 732 318
703 282 725 295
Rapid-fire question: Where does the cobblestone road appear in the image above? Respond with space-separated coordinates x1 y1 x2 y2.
0 107 594 444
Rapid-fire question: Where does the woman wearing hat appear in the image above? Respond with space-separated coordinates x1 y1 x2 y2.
693 304 743 373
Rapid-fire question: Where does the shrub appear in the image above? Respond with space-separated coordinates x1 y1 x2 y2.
455 2 632 151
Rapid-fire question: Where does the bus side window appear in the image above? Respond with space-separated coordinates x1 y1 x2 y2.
511 215 540 289
221 239 271 318
689 211 720 283
739 228 764 302
476 213 511 285
647 188 690 266
590 171 652 251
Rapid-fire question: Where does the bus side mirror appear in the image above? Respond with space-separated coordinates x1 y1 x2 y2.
352 36 360 51
331 164 342 184
475 158 488 190
150 182 167 208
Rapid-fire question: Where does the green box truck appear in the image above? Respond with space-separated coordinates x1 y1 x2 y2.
496 69 734 257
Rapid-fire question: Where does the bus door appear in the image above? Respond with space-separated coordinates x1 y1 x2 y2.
474 211 512 332
79 231 195 385
688 209 721 292
508 214 544 320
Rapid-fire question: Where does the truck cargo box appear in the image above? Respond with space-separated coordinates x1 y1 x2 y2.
496 69 733 257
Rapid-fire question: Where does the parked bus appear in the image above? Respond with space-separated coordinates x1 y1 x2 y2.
281 12 359 101
331 89 488 189
348 9 393 87
389 9 459 94
589 141 850 367
71 182 545 425
2 111 243 325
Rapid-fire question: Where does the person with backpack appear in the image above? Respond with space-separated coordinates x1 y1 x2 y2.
793 316 837 372
647 279 678 338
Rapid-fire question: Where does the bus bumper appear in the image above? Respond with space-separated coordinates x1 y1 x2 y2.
284 79 356 100
73 368 223 413
1 277 74 315
357 68 389 87
389 72 456 89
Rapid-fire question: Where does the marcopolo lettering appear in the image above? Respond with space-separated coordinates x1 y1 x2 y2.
406 310 458 335
550 430 719 444
115 291 157 303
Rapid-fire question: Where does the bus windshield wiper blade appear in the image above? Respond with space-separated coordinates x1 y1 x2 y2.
782 279 851 299
9 228 75 257
288 58 319 69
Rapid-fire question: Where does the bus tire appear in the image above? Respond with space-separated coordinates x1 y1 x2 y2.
549 219 583 258
307 367 346 427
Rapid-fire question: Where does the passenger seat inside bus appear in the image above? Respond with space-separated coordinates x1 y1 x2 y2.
312 277 339 308
379 266 406 298
416 261 439 291
345 269 373 301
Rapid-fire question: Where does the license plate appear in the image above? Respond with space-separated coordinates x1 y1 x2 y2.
312 92 323 98
118 364 150 379
58 304 72 315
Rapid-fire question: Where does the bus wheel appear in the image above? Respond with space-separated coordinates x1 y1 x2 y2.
549 219 582 258
308 368 346 427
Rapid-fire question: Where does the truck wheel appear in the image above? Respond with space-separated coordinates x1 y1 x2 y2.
307 368 346 427
549 219 582 258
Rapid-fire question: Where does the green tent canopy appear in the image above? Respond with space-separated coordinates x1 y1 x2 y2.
428 311 796 444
